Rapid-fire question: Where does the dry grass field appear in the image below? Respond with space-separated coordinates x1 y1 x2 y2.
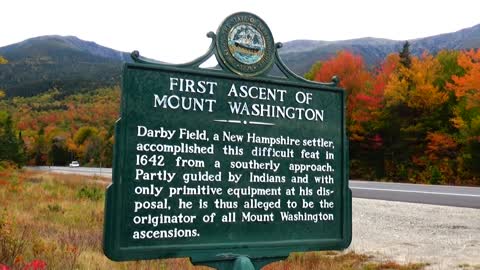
0 168 426 270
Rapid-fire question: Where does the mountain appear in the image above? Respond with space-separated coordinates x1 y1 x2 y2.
277 38 400 76
278 23 480 76
1 23 480 97
0 35 130 97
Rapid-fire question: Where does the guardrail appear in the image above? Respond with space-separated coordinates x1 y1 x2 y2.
26 166 113 177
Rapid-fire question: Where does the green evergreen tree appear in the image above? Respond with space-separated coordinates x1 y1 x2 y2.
399 41 412 68
18 131 26 165
0 113 26 166
0 56 7 97
304 61 323 81
33 127 47 165
48 136 70 166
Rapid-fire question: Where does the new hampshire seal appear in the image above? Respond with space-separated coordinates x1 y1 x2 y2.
216 12 275 76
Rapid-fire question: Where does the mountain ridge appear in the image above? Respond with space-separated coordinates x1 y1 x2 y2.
1 23 480 97
0 35 130 62
0 35 130 97
279 23 480 74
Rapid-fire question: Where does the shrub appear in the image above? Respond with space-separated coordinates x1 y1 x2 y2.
77 186 103 201
0 210 29 266
47 204 63 213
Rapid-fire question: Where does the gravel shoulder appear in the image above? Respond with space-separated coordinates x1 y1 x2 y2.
349 198 480 270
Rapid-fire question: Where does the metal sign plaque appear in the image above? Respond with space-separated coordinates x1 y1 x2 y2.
216 12 275 77
104 12 351 270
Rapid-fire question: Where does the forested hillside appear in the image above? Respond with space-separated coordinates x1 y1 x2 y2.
306 43 480 185
0 36 127 97
1 23 479 98
0 30 479 185
0 87 119 167
1 44 479 185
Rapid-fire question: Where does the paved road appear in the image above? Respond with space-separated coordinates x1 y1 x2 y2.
350 180 480 209
27 166 480 209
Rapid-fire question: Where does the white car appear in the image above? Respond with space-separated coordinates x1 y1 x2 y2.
69 161 80 167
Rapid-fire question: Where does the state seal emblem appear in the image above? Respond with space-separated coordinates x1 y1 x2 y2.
216 12 275 76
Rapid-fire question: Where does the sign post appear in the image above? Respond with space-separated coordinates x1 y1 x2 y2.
104 12 351 269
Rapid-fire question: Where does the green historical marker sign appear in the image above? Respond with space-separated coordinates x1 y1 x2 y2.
104 12 351 270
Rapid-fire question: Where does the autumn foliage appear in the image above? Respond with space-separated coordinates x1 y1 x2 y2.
0 46 479 185
309 47 480 185
0 87 119 167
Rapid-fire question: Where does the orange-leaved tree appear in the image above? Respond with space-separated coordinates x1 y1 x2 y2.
447 49 480 178
381 48 453 181
309 51 375 142
306 51 390 178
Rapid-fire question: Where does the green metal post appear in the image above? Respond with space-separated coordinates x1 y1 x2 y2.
232 256 255 270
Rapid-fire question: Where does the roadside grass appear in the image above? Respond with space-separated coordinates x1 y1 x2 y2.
264 251 427 270
0 169 427 270
459 263 480 270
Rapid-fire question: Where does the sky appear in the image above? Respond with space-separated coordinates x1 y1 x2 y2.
2 0 480 63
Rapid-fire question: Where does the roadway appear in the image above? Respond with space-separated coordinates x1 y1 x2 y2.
26 166 480 209
350 180 480 209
